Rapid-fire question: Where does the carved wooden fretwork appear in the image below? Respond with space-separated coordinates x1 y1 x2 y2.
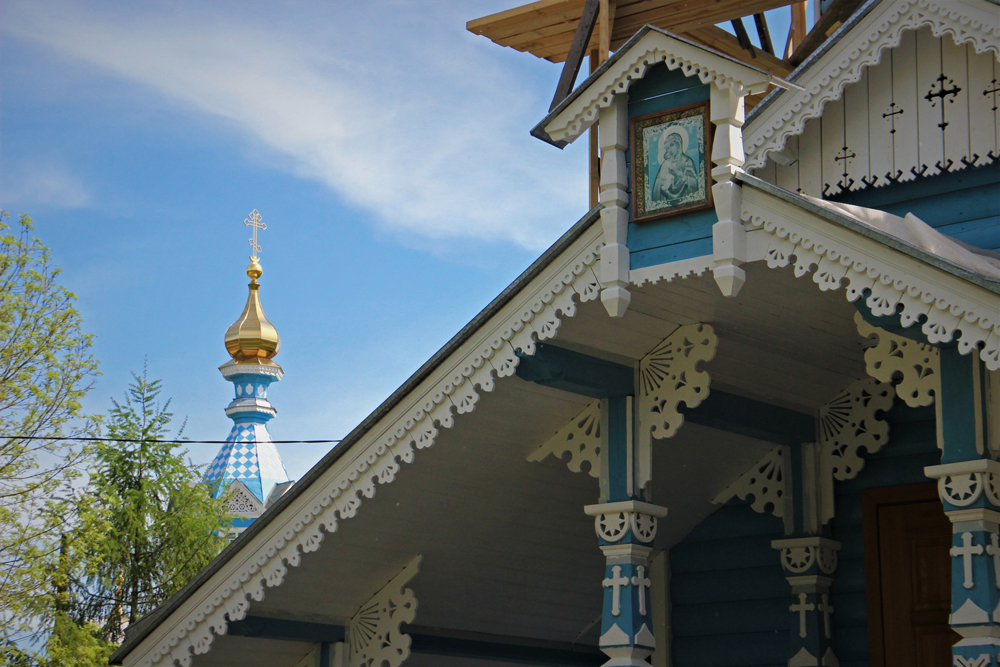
745 0 1000 173
349 556 420 667
226 483 264 517
741 187 1000 371
527 400 602 477
637 324 718 449
818 378 896 525
713 446 793 533
820 378 895 481
717 379 895 530
543 28 773 145
129 226 606 667
855 312 940 408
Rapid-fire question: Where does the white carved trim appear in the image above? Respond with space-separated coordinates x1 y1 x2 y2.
599 93 632 317
855 312 940 407
819 378 896 525
220 362 284 381
544 29 774 145
585 500 668 545
741 186 1000 371
772 537 842 576
637 323 718 457
713 446 793 533
226 481 264 518
629 256 714 288
349 555 420 667
125 225 606 667
744 0 1000 169
527 400 602 477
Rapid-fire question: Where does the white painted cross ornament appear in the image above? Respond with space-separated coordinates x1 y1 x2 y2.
631 566 651 616
603 566 630 617
790 592 816 639
985 532 1000 590
816 593 834 639
952 532 984 590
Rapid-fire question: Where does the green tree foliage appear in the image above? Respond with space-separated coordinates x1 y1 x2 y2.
0 211 99 647
67 365 232 644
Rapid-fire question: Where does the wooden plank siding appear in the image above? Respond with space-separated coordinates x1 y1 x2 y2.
830 404 940 666
752 29 999 197
625 64 715 268
830 160 1000 252
667 402 940 666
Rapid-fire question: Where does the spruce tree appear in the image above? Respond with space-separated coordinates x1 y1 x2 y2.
64 365 232 646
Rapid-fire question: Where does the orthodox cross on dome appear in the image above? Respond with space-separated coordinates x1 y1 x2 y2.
244 208 266 262
952 532 984 590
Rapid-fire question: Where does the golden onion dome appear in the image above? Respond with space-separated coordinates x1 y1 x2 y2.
224 262 281 363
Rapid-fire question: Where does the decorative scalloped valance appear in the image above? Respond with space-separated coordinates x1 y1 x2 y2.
541 28 776 146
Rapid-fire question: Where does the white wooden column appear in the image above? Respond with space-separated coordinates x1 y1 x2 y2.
709 84 747 298
599 92 631 317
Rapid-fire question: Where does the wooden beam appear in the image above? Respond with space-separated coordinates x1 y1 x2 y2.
753 13 774 55
598 0 616 59
589 49 600 208
730 17 757 58
788 0 865 66
549 0 601 111
467 0 800 64
784 1 808 59
683 25 792 77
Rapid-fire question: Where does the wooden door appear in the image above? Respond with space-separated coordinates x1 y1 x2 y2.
864 483 960 667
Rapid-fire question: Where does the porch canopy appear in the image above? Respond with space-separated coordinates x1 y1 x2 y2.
111 162 999 666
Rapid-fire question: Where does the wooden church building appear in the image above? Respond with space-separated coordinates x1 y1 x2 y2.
112 0 1000 665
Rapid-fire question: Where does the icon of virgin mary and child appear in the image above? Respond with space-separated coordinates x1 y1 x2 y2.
650 128 701 206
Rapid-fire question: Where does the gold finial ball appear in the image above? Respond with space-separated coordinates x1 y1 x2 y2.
247 261 263 280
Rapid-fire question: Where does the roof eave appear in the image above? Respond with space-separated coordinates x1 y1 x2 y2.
735 172 1000 294
532 25 790 149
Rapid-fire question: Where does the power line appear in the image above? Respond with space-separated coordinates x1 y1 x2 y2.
0 435 342 445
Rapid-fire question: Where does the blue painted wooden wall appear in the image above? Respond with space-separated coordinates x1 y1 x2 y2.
668 401 940 666
829 403 939 667
831 162 1000 252
626 64 715 271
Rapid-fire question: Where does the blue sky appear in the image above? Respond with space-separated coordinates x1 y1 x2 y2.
1 1 799 480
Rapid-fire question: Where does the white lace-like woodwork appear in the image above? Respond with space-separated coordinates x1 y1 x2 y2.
820 378 895 481
855 313 940 407
744 0 1000 170
527 400 602 477
128 227 605 667
713 446 790 522
741 187 1000 371
349 556 420 667
818 378 896 525
543 30 772 145
637 324 718 449
226 484 263 518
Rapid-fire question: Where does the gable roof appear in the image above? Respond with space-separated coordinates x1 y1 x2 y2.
110 205 605 666
744 0 1000 169
532 25 793 148
113 165 1000 665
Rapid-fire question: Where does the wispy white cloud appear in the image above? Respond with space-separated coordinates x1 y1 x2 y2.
0 160 93 209
2 1 585 250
